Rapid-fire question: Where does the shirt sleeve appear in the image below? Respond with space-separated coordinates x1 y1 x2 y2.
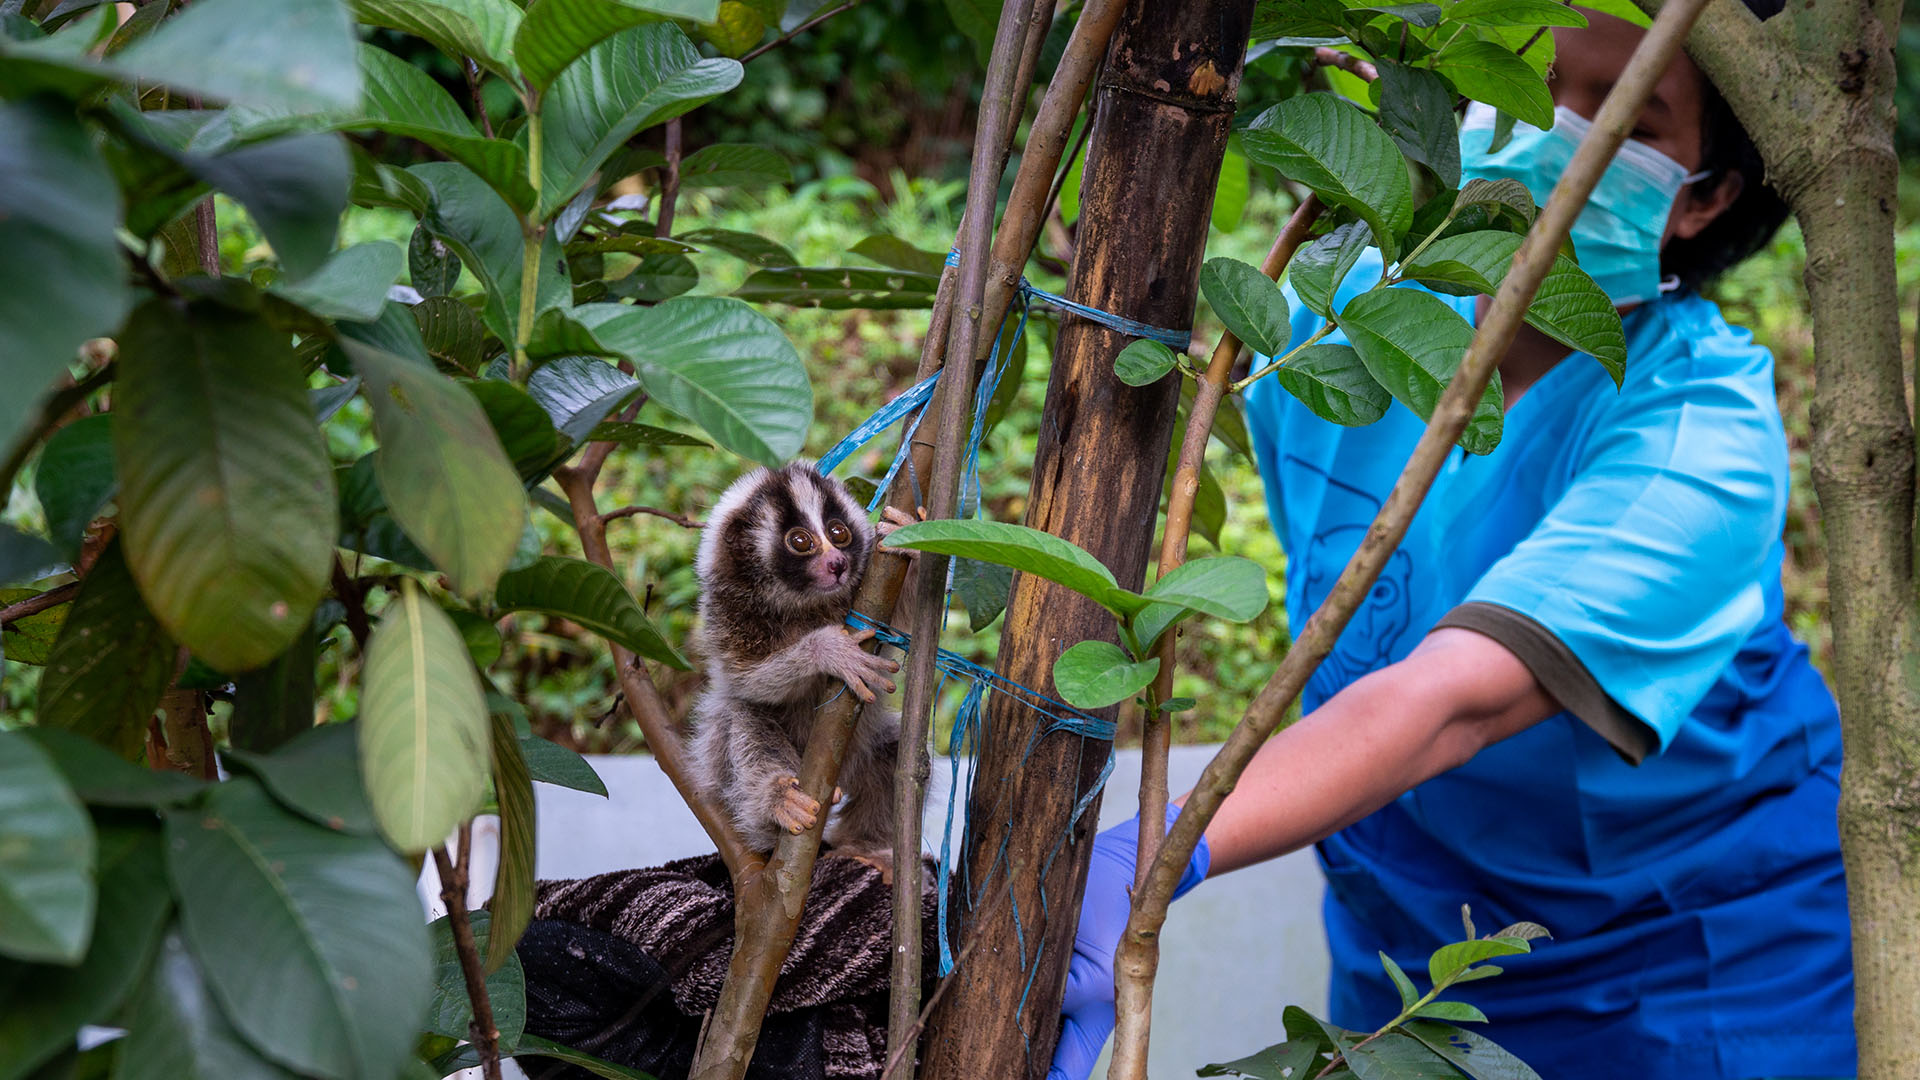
1459 336 1788 754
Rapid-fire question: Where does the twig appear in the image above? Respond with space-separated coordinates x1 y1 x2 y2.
0 581 79 627
1516 0 1574 57
330 557 372 652
432 845 504 1080
1311 45 1378 82
464 57 495 138
602 505 703 529
1104 0 1712 1075
0 362 115 497
655 118 683 240
740 0 862 63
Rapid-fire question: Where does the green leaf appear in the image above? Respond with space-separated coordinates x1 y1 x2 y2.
1376 60 1461 188
165 780 431 1079
1275 343 1391 426
881 519 1147 617
271 241 405 321
34 415 116 562
0 101 131 460
0 825 170 1080
607 251 699 303
734 265 939 309
116 928 296 1080
495 556 689 669
511 1033 662 1079
17 728 203 808
1563 0 1649 25
952 557 1013 632
1113 339 1179 386
1427 936 1531 987
526 355 643 443
679 227 797 268
348 341 527 594
114 298 337 671
410 161 570 345
848 233 943 276
537 23 743 217
415 296 489 373
0 527 60 589
187 134 352 281
0 731 95 964
677 143 790 189
351 44 535 215
1443 0 1587 27
427 911 525 1049
520 734 608 795
347 0 523 81
1453 177 1536 229
1381 950 1420 1010
228 722 377 835
1201 257 1290 356
1412 1000 1489 1023
573 297 811 467
585 421 709 448
1342 1030 1470 1080
941 0 1000 62
1052 640 1159 711
516 0 669 91
0 585 65 665
230 624 319 754
1403 1022 1544 1080
468 378 563 481
409 224 464 298
37 542 177 759
1398 231 1625 384
117 0 360 111
1282 1005 1358 1059
1213 138 1251 232
1143 556 1269 623
486 711 535 971
1432 40 1552 130
1198 1037 1324 1079
358 581 492 852
1243 94 1413 262
1335 288 1504 454
1489 920 1551 941
700 0 768 56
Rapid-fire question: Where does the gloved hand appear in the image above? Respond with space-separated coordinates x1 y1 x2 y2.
1047 804 1211 1080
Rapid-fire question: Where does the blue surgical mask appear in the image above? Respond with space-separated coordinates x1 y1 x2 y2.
1458 101 1710 307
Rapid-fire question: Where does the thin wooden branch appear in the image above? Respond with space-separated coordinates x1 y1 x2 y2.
0 362 115 496
1311 45 1378 83
656 118 683 240
0 581 79 627
877 858 1025 1080
432 845 504 1080
1103 1 1713 1075
740 0 862 64
464 58 496 139
602 504 703 529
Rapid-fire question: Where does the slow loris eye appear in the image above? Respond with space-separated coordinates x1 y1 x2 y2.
825 520 852 548
784 528 816 555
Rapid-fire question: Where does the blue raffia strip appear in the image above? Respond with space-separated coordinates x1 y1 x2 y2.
942 249 1191 350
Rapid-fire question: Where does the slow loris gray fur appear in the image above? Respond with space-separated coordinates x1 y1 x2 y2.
686 461 908 857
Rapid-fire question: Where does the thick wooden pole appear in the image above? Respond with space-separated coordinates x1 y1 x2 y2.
916 3 1255 1077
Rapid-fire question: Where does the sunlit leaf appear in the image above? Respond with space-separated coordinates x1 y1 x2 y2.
1275 343 1391 426
494 556 688 669
348 0 524 81
882 519 1146 617
1243 93 1413 261
1052 640 1159 711
1336 288 1503 454
1113 339 1179 386
34 415 116 562
1377 60 1460 187
1200 257 1290 356
1432 40 1553 130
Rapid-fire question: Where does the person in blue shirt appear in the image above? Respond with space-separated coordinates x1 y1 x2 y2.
1048 5 1855 1080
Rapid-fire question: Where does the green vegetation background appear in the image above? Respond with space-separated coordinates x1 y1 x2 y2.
6 2 1919 753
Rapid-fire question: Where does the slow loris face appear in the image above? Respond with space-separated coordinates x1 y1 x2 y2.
699 462 874 615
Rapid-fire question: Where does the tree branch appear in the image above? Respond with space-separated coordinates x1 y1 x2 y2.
432 845 504 1080
655 118 683 240
1311 45 1378 82
0 581 79 627
602 504 703 529
1104 1 1714 1075
740 0 863 64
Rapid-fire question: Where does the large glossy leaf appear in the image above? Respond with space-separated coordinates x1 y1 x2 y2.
1432 40 1552 130
1342 1031 1470 1080
1200 257 1289 356
881 519 1147 617
271 241 405 321
573 297 809 466
1051 640 1158 711
0 100 131 460
165 780 431 1079
1337 288 1504 454
486 711 535 971
0 584 66 664
0 732 95 964
468 379 564 480
347 341 526 594
1143 556 1269 623
20 728 204 808
519 735 608 795
680 226 797 268
114 298 336 672
182 133 351 281
494 556 688 669
352 45 535 214
1444 0 1587 26
1377 60 1461 188
229 624 319 754
1381 950 1421 1009
515 0 674 91
1198 1037 1324 1080
1275 343 1391 426
734 265 940 309
358 581 491 852
409 225 463 298
416 297 488 373
347 0 523 81
0 527 60 589
1113 339 1179 387
847 233 942 276
35 415 117 562
228 722 377 835
1403 1022 1543 1080
117 0 360 112
117 929 297 1080
427 911 525 1049
0 825 170 1080
677 143 790 189
410 162 569 343
37 542 177 759
524 355 640 447
1427 936 1532 986
1399 230 1625 384
1243 94 1413 261
1289 222 1372 321
537 23 743 216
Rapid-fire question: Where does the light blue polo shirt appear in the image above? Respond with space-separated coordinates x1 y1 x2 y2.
1244 251 1854 1078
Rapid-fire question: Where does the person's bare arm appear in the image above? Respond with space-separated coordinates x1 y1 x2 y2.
1193 627 1563 877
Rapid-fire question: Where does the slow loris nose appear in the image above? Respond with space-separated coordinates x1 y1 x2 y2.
823 551 850 579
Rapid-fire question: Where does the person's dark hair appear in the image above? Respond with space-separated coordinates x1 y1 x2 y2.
1660 0 1790 292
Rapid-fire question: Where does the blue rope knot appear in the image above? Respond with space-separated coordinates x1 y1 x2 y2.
941 249 1192 350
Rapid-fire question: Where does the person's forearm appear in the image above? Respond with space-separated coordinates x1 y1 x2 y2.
1187 629 1555 877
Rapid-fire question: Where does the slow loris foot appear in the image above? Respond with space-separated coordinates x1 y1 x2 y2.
828 848 896 885
772 775 822 835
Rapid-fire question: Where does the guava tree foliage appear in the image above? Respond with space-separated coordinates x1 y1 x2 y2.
0 0 821 1077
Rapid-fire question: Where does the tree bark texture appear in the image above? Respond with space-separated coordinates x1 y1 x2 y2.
916 3 1256 1077
1634 0 1913 1073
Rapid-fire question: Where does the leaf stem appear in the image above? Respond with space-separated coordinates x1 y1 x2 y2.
513 101 545 382
1229 323 1335 393
432 844 504 1080
740 0 864 63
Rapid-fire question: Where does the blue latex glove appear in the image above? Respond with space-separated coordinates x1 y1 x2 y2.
1047 804 1211 1080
